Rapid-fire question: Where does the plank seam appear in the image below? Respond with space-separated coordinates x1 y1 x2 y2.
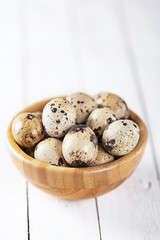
95 198 102 240
18 0 30 238
26 182 30 240
113 0 160 184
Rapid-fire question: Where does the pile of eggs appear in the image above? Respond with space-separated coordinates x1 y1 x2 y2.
12 92 140 167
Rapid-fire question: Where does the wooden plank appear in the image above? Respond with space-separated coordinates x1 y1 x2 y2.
27 1 100 239
0 1 27 239
29 185 100 240
74 0 160 239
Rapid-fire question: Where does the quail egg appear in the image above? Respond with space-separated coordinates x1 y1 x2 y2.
62 125 98 167
32 111 50 138
42 98 76 138
67 92 97 124
102 119 140 156
12 113 44 148
90 145 114 166
33 111 42 121
94 92 129 119
34 138 67 166
86 107 117 138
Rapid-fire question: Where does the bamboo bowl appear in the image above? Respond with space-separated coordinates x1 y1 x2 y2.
6 97 148 200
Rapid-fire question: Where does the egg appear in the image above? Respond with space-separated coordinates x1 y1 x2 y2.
42 98 76 138
90 145 114 166
34 138 67 166
102 119 140 156
67 92 97 124
33 111 42 121
86 107 117 138
94 92 129 119
32 111 51 138
62 125 98 167
12 113 44 148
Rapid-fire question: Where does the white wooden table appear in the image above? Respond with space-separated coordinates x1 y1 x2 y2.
0 0 160 239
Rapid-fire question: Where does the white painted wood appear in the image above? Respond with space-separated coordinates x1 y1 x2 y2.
27 1 100 239
27 0 84 104
121 0 160 171
29 185 100 240
98 145 160 240
0 1 27 239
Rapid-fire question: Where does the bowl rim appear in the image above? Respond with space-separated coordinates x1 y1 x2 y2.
6 97 148 174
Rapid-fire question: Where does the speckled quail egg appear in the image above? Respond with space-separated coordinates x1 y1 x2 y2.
86 107 117 138
102 119 140 156
42 98 76 138
33 111 42 121
34 138 67 166
94 92 129 119
67 92 97 124
32 111 51 138
12 113 44 148
90 145 114 166
62 125 98 167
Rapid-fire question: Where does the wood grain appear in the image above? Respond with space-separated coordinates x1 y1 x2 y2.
7 98 147 200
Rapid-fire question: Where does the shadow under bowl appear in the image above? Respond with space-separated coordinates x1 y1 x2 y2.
6 97 148 200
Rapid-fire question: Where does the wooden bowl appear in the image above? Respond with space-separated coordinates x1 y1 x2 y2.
6 97 148 200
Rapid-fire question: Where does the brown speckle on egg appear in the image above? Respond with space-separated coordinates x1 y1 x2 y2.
68 125 87 133
90 134 98 147
51 108 57 113
27 114 35 120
